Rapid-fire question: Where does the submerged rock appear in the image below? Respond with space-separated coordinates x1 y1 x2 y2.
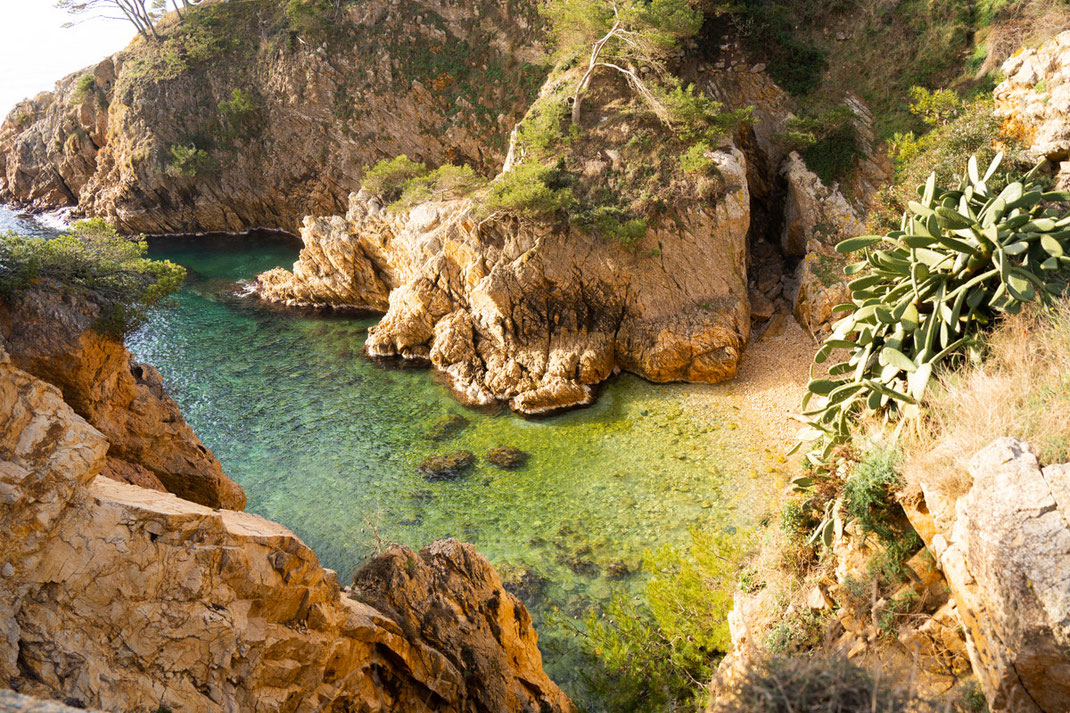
497 563 550 607
487 446 529 470
418 450 476 481
426 413 469 441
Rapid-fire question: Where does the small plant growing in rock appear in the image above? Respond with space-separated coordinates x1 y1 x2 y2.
72 73 97 104
0 220 185 337
217 88 261 140
799 154 1070 460
165 144 213 178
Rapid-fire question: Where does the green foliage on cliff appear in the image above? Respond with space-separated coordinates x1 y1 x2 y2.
165 144 214 178
217 89 262 141
361 156 486 211
574 528 749 713
777 104 861 185
0 219 186 337
483 162 574 219
801 155 1070 457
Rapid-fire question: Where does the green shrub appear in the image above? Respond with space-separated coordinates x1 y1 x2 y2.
873 97 1017 229
361 155 428 203
165 144 213 178
680 141 715 174
483 162 573 219
908 86 963 127
516 95 570 157
0 220 186 336
217 88 261 140
578 528 750 713
72 73 97 104
762 609 828 654
390 164 485 211
778 105 860 185
573 205 648 247
842 449 903 543
800 154 1070 458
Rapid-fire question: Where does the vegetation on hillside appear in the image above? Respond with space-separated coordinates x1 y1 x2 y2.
905 297 1070 496
800 155 1070 461
0 220 185 336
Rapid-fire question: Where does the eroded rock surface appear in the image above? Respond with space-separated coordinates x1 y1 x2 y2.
0 0 544 234
256 145 751 414
0 287 244 510
903 438 1070 713
996 30 1070 174
0 346 572 713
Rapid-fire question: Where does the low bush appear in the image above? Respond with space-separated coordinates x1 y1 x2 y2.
217 88 261 141
841 449 903 543
72 73 97 104
872 96 1021 229
165 144 213 178
777 104 860 185
483 161 573 219
0 219 186 336
361 155 428 203
390 164 486 212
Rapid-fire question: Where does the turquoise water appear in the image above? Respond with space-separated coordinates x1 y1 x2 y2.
125 232 779 700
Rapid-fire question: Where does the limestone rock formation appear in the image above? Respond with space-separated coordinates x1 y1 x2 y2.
256 145 752 414
0 0 544 234
903 438 1070 713
0 287 244 510
996 30 1070 181
0 346 572 713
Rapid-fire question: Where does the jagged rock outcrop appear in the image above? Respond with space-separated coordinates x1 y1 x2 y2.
779 97 890 336
903 438 1070 713
256 143 752 414
0 287 244 510
0 0 545 234
996 30 1070 183
0 345 572 713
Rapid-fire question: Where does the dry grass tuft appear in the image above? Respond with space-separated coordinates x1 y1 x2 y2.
903 298 1070 499
710 654 942 713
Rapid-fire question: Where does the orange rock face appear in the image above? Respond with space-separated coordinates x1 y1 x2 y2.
0 342 573 713
0 287 244 510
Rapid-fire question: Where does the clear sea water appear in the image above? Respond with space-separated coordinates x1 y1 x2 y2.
5 206 781 703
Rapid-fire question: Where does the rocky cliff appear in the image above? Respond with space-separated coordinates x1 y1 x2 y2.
901 438 1070 713
253 49 876 413
0 341 572 713
0 287 244 510
0 0 545 234
256 156 752 413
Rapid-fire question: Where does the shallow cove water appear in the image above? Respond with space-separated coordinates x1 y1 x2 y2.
123 232 780 700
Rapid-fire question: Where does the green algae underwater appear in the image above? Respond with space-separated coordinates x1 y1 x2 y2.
128 232 781 700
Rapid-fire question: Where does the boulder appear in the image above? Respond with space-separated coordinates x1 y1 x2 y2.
904 438 1070 712
996 31 1070 166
